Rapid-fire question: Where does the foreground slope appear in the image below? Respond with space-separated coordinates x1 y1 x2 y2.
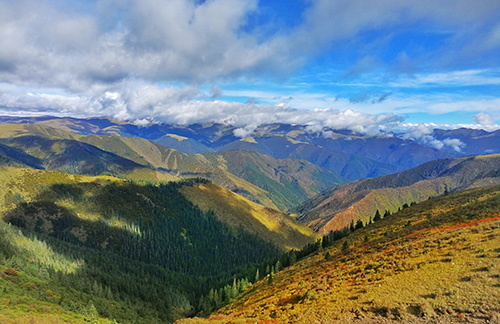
0 167 316 323
179 185 500 323
298 154 500 234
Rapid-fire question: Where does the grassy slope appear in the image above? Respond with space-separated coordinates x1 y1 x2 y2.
180 184 319 251
178 185 500 324
0 167 302 323
0 168 122 323
299 154 500 234
218 150 340 211
80 135 340 211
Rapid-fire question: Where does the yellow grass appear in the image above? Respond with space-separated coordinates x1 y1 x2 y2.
180 184 318 250
167 134 189 141
176 189 500 324
240 137 258 144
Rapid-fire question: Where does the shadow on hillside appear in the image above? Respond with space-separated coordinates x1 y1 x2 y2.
0 181 211 322
0 180 280 318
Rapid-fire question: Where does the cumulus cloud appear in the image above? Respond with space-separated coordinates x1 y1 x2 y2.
0 0 301 91
0 81 403 135
0 0 498 147
2 0 499 92
474 112 495 125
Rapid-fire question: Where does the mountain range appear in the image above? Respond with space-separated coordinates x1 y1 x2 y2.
6 116 499 181
1 115 500 323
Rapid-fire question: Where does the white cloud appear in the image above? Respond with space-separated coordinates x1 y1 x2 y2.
0 81 402 135
390 70 500 88
442 138 466 153
397 123 466 152
474 112 495 126
2 0 499 92
0 0 498 143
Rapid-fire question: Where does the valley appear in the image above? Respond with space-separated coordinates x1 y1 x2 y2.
0 117 499 323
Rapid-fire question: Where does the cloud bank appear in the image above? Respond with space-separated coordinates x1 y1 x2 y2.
1 0 499 90
0 0 499 146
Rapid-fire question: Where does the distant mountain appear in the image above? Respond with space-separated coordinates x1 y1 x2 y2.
0 167 317 323
2 116 484 182
0 123 339 211
433 127 500 155
296 154 500 234
178 184 500 323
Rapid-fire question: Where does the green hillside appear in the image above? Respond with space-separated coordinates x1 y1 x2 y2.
297 154 500 234
0 123 340 211
178 185 500 323
180 183 319 250
0 167 316 323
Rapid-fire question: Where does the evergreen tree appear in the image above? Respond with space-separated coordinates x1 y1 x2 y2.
349 221 355 232
275 260 282 272
355 219 364 230
342 240 349 251
373 209 382 222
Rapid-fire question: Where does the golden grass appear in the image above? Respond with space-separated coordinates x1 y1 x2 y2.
167 134 189 141
176 189 500 324
180 184 318 251
223 172 279 210
239 137 258 144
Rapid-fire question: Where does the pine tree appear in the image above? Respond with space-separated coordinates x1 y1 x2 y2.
275 260 282 272
373 209 382 222
342 240 349 251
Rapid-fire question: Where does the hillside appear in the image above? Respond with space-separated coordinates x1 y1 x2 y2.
178 185 500 323
0 167 316 323
0 123 339 211
297 154 500 234
180 183 319 250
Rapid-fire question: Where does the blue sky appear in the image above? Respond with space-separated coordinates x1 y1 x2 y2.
0 0 499 135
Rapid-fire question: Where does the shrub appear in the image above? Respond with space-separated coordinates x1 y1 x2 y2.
4 268 18 276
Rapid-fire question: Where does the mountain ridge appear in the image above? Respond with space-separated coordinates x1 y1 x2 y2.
297 154 500 234
5 116 493 183
0 122 339 211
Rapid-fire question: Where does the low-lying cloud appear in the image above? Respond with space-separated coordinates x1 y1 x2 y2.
0 83 402 134
397 124 466 152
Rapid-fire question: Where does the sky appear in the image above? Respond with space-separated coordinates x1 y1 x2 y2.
1 0 500 140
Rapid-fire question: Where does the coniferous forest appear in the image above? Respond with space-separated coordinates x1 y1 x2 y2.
0 177 282 323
